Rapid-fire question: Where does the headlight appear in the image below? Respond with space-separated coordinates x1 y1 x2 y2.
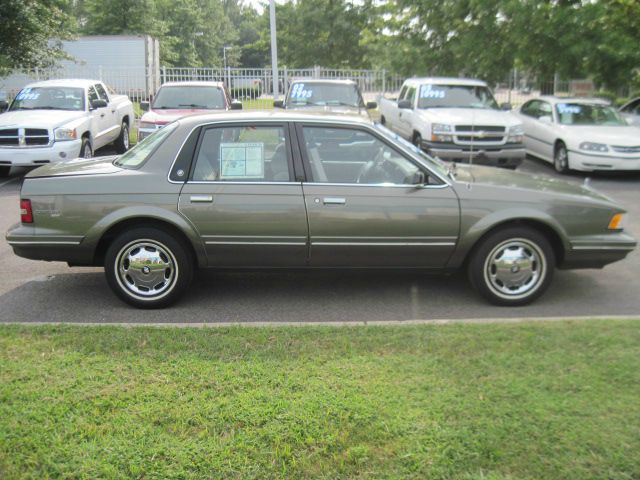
139 122 159 129
507 124 524 143
431 123 453 142
580 142 608 152
54 127 77 141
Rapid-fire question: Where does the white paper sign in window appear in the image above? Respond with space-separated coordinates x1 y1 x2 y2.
219 142 264 179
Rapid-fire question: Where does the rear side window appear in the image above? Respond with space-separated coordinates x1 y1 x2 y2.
191 125 292 182
115 122 178 168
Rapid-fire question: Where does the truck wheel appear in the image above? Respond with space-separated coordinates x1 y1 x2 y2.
80 138 92 159
0 166 9 177
554 142 569 174
104 227 193 309
412 133 422 149
468 226 555 306
114 121 130 154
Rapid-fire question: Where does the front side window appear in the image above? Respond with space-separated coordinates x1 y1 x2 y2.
94 84 109 102
301 126 423 185
9 87 85 111
556 103 627 126
88 87 99 105
191 125 291 182
417 85 498 110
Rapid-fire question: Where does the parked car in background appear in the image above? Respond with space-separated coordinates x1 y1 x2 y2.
378 77 525 169
6 112 635 308
619 97 640 127
0 79 133 177
274 79 376 119
138 82 241 141
514 97 640 173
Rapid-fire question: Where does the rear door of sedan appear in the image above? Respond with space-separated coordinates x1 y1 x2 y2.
294 122 460 268
177 121 309 267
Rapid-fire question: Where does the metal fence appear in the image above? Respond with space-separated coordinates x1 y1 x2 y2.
0 64 610 112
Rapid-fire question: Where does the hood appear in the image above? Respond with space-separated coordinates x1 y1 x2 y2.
417 108 520 128
453 164 614 204
560 125 640 146
0 110 86 129
26 156 122 178
142 107 226 125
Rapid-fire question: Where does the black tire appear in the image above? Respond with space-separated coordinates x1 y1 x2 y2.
554 142 569 174
468 226 555 306
114 121 130 154
0 166 10 177
413 132 422 149
79 137 92 159
104 227 193 308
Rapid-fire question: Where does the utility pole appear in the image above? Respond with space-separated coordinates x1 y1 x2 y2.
269 0 279 100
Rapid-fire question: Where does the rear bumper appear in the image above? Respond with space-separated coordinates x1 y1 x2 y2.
422 141 525 168
559 232 637 269
6 223 94 265
0 140 83 167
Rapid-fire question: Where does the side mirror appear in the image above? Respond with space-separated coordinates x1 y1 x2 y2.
0 100 8 113
539 115 553 124
230 100 243 110
398 99 412 109
273 100 284 108
500 102 512 111
140 101 150 112
91 99 108 109
411 170 426 186
366 101 377 109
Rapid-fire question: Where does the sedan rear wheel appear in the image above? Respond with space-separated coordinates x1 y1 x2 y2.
468 227 555 306
554 142 569 173
105 227 193 308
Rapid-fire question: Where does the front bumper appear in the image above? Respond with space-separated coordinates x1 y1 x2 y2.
560 232 637 269
567 149 640 172
0 140 83 168
422 141 525 168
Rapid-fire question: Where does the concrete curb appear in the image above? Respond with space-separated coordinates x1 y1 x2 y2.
2 315 639 328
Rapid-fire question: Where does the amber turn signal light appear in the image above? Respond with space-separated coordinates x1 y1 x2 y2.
608 213 623 230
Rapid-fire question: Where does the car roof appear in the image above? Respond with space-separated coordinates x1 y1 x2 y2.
22 79 101 89
160 81 225 88
177 110 374 128
288 78 358 85
537 96 610 105
402 77 488 87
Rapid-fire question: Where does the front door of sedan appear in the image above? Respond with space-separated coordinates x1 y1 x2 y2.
296 124 459 268
178 123 309 267
519 100 556 160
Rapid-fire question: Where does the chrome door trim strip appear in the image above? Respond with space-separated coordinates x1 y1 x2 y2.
8 240 82 245
571 245 635 251
311 241 456 247
205 241 307 246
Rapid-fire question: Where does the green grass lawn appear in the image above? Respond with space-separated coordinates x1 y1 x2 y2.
1 320 639 479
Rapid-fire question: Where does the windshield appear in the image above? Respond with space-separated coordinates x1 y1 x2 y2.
374 123 450 178
9 87 85 111
556 103 627 126
417 85 498 110
152 86 225 109
286 82 363 108
114 121 178 168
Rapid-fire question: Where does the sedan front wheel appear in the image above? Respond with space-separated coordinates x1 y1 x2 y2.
554 142 569 173
468 226 555 306
104 227 193 308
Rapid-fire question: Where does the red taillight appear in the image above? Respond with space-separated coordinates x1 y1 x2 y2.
20 199 33 223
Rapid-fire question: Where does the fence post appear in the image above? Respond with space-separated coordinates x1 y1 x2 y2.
553 72 559 95
98 65 103 81
382 69 386 93
161 66 166 85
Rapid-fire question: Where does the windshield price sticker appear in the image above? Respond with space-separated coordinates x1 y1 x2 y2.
419 84 446 99
557 104 581 114
290 83 313 99
16 88 40 101
219 142 264 179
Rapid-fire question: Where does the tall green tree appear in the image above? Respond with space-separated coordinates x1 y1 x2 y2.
0 0 77 76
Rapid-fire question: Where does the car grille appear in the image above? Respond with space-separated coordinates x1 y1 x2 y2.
455 125 505 132
0 128 50 147
611 145 640 154
453 125 506 145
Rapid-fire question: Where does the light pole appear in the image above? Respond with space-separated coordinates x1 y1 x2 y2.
269 0 279 100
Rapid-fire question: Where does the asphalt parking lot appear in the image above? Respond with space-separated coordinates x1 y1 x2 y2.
1 153 639 323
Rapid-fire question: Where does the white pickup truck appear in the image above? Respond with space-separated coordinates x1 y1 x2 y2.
0 79 134 177
379 77 525 169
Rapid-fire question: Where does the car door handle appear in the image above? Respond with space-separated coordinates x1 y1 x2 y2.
322 197 346 205
190 195 213 203
100 113 105 118
111 109 116 113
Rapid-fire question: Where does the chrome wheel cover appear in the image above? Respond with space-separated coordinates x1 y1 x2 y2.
122 124 129 150
554 146 567 172
83 143 92 159
114 239 178 300
483 238 546 300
